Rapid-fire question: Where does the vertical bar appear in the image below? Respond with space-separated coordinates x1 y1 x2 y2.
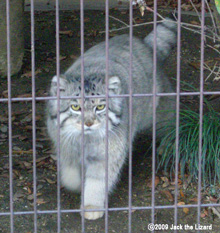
105 0 109 231
174 1 181 231
151 0 158 227
55 0 61 231
30 0 37 232
80 0 85 231
6 0 14 232
128 0 133 232
197 0 205 229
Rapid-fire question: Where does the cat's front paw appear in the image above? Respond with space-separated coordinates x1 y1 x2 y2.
83 205 104 220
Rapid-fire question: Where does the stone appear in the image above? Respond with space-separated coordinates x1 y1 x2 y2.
0 0 24 77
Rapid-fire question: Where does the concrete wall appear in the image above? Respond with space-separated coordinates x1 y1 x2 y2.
24 0 129 11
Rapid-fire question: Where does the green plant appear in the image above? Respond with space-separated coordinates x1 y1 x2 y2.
157 105 220 186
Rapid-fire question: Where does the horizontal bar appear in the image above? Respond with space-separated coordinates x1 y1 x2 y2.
0 91 220 102
1 203 220 216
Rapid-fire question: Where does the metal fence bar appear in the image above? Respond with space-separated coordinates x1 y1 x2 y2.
128 0 133 232
128 0 134 231
55 0 61 231
197 0 205 229
105 0 110 231
0 91 220 103
174 1 182 231
6 0 14 232
80 0 85 231
1 202 220 217
30 0 37 231
151 0 158 228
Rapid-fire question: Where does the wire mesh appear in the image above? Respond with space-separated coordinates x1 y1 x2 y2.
2 0 220 232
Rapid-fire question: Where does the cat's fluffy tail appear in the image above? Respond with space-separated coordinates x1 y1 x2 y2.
144 17 177 61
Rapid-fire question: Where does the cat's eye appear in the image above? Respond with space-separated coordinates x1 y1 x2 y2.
96 105 105 111
71 104 81 111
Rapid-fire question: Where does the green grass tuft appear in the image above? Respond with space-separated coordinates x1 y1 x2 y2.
157 107 220 186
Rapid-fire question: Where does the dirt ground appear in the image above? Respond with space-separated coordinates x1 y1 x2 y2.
0 8 220 232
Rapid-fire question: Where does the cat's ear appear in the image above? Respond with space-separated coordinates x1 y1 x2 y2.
50 75 67 95
108 76 121 95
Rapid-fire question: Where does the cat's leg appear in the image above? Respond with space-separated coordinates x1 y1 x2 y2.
61 163 81 192
83 162 105 220
82 149 126 220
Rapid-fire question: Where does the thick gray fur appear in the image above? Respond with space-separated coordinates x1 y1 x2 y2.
47 18 177 220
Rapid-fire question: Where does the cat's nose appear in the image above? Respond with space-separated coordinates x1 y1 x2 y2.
85 120 94 127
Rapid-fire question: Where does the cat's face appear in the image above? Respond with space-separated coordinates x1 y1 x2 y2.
48 75 122 136
65 96 108 134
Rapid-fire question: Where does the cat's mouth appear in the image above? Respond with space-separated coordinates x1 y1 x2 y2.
84 128 92 134
73 123 102 134
83 123 101 134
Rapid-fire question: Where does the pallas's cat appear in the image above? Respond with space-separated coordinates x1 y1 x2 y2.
47 18 176 220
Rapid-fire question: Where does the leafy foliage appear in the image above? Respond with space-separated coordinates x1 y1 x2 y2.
215 0 220 14
157 106 220 186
